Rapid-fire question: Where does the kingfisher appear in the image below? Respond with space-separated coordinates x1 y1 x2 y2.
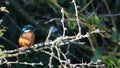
18 25 35 48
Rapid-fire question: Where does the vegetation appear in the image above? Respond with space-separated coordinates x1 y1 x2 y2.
0 0 120 68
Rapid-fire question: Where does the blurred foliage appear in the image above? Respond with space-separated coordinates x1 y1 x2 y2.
0 7 7 49
0 6 9 13
0 0 120 68
103 56 120 68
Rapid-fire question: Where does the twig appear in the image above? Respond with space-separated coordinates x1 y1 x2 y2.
69 60 105 68
45 26 53 42
0 19 3 24
79 0 94 12
61 8 66 37
99 13 120 17
72 0 81 34
48 44 54 68
4 61 43 66
0 27 6 32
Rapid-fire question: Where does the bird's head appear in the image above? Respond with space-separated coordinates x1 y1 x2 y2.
21 25 34 34
22 25 34 32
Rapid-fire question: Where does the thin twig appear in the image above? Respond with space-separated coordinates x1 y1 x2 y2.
61 8 66 37
72 0 81 34
48 44 54 68
99 13 120 17
45 26 53 42
79 0 94 12
4 61 43 66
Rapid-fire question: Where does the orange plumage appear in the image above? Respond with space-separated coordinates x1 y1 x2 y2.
19 25 35 48
19 32 35 47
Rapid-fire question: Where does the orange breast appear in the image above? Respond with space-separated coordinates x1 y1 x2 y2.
19 32 35 47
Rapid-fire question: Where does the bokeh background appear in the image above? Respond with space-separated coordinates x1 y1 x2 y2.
0 0 120 68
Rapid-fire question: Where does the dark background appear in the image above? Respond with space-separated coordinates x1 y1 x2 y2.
0 0 120 68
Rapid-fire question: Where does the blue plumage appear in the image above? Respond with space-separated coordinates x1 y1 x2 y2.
20 25 34 36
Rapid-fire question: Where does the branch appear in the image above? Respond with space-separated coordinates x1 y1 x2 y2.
0 29 104 59
72 0 81 34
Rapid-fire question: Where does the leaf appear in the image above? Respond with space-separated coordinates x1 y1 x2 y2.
68 20 77 30
0 29 6 37
92 48 102 61
0 32 4 37
103 56 119 67
98 23 104 30
94 14 100 24
0 45 4 48
111 32 119 42
102 17 109 22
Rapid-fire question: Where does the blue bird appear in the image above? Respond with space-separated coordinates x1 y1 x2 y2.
19 25 35 48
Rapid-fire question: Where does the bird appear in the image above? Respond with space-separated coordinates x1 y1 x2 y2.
18 25 35 48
